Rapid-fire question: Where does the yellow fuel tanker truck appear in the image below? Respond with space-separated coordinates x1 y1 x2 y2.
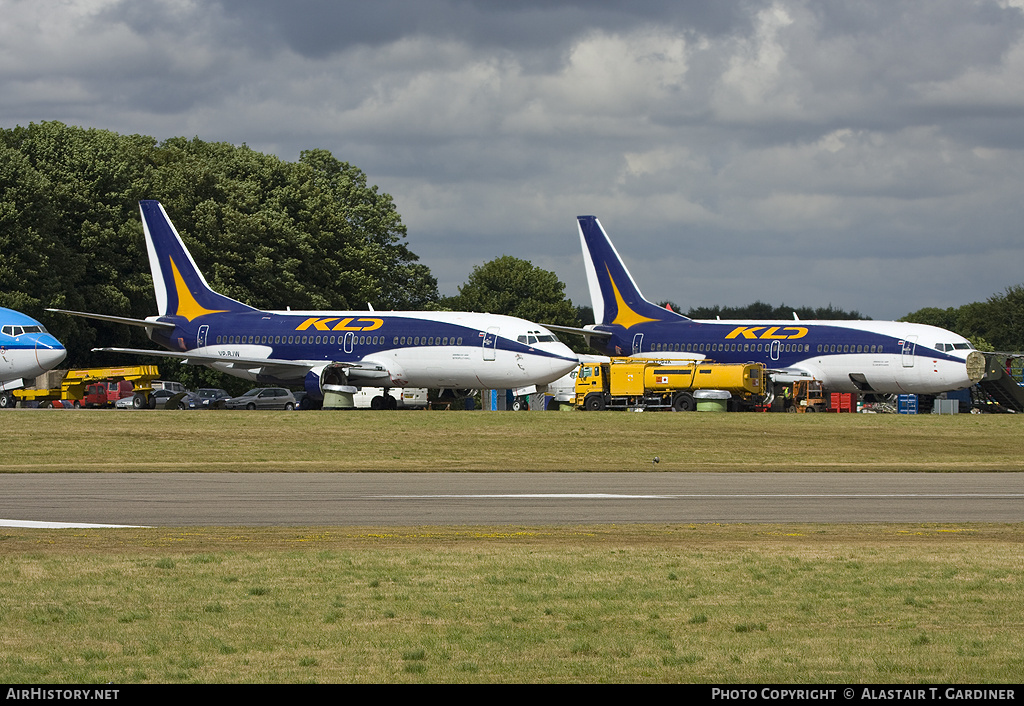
574 358 766 411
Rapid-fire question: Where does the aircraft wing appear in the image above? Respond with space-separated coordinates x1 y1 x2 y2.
48 308 177 330
542 324 613 338
92 347 384 378
765 366 817 383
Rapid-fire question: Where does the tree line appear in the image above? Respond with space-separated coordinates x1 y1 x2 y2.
901 287 1024 352
3 121 1021 390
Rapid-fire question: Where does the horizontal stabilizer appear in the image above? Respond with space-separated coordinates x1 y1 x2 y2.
541 323 613 338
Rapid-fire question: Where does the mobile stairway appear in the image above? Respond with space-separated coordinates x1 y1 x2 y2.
972 353 1024 412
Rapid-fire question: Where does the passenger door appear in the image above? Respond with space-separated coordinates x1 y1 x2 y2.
483 327 499 361
901 336 917 368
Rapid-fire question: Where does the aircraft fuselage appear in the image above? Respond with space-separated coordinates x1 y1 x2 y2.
149 309 578 391
586 318 982 395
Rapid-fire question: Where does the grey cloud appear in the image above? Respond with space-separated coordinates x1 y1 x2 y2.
4 0 1024 319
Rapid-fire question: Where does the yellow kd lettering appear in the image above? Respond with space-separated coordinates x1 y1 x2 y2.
356 318 383 331
725 326 764 340
297 317 338 331
782 327 808 339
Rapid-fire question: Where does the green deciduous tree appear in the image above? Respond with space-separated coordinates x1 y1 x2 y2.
444 255 586 351
904 286 1024 352
0 122 439 371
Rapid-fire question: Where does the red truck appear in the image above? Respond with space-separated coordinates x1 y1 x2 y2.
82 380 137 408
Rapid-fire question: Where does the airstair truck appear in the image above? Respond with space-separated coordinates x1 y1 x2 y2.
574 358 765 411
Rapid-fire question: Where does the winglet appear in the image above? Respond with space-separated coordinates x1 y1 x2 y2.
140 201 256 321
576 216 688 328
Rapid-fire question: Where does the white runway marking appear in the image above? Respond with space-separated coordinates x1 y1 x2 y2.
0 519 147 528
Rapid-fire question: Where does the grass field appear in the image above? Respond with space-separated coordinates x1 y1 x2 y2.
1 524 1022 683
3 410 1023 683
3 408 1024 472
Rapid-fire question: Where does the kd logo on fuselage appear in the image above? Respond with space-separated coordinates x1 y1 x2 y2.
295 317 384 332
724 326 808 340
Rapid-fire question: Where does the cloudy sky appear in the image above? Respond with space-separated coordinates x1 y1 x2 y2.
3 0 1024 320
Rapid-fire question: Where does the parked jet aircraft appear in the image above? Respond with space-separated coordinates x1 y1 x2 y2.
0 308 67 408
50 201 578 407
547 216 985 396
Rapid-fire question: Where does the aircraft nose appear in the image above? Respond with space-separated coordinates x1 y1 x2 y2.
35 337 67 371
549 346 580 378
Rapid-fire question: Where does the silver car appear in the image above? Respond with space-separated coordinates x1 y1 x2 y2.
224 387 297 411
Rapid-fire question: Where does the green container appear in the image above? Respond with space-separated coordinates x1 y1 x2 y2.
323 384 356 409
694 389 730 412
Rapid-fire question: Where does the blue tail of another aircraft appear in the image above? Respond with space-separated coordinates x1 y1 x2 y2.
577 216 688 328
140 200 257 321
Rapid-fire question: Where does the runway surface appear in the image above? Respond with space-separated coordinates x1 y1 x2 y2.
1 472 1022 526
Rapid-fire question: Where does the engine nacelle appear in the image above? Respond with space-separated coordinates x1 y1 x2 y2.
437 388 473 401
304 363 350 401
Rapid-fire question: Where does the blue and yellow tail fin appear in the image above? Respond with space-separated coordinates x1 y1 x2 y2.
140 200 256 321
576 216 689 328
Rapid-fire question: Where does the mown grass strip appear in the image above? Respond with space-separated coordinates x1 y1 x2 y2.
0 523 1021 683
3 410 1023 472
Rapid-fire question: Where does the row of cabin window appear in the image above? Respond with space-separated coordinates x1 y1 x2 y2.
215 334 464 346
651 342 887 354
651 342 813 353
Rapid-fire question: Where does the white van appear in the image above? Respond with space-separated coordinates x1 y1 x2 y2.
151 380 185 393
352 387 429 409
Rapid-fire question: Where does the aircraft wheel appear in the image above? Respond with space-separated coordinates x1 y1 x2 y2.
0 392 13 409
370 395 386 410
672 392 695 412
386 395 398 410
511 398 525 411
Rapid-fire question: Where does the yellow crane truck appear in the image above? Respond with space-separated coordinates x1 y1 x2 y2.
574 358 766 411
13 366 160 409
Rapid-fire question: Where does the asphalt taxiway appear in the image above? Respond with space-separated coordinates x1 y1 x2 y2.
1 472 1022 527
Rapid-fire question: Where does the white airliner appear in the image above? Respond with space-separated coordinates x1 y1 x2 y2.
50 201 578 407
546 216 985 396
0 307 67 408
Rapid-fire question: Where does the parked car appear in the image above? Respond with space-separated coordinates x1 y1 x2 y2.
148 389 201 410
151 380 186 393
197 388 231 409
224 387 297 411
